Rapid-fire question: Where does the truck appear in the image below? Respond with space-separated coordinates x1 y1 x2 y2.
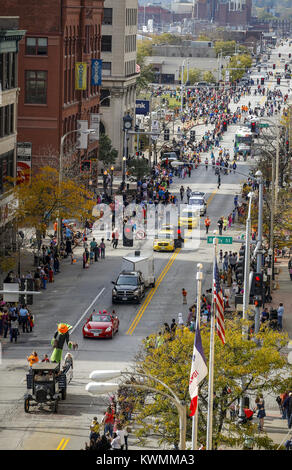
112 251 155 304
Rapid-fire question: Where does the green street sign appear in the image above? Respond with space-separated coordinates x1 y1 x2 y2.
207 236 233 245
258 123 269 128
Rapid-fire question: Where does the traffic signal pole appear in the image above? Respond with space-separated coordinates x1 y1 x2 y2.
254 171 264 334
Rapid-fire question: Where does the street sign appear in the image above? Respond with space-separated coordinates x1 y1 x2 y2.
258 123 269 128
207 236 233 245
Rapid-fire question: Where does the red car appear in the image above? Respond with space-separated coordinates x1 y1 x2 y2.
82 311 119 339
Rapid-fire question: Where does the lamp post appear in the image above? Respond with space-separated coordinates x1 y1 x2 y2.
110 165 114 197
86 370 187 450
57 128 95 248
123 114 133 188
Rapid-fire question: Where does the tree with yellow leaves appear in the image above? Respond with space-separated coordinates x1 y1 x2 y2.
131 318 290 450
11 166 95 243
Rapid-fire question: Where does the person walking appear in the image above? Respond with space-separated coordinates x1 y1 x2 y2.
89 417 100 443
288 258 292 281
217 173 221 189
90 238 98 262
9 315 19 343
19 305 29 333
223 217 228 231
113 229 119 249
204 216 211 234
217 217 223 235
180 185 184 201
102 406 115 437
100 239 106 259
182 288 187 305
27 351 39 369
283 392 292 429
277 303 284 330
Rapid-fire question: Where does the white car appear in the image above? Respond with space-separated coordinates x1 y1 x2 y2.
188 196 207 216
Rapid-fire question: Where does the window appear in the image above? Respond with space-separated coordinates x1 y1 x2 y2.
102 62 111 77
0 105 14 138
0 150 14 195
26 37 48 56
100 89 110 107
103 8 113 25
25 70 47 104
101 35 112 52
0 52 16 90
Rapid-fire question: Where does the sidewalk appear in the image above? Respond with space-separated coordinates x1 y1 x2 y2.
270 257 292 340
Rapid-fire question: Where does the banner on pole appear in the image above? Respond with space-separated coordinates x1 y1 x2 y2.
91 59 102 86
75 62 87 90
189 327 207 417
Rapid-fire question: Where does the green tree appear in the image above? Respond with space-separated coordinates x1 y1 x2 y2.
183 68 201 85
203 71 216 83
225 54 252 82
214 40 236 57
131 318 289 449
127 158 150 181
98 134 118 167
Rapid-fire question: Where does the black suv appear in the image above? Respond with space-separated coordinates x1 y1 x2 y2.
112 271 145 304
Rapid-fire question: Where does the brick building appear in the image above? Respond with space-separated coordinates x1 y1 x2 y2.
1 0 104 172
195 0 252 28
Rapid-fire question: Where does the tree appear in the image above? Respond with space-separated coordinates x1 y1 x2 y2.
127 158 150 181
225 54 252 82
131 318 289 449
98 133 118 167
136 63 155 96
11 166 95 238
183 68 201 85
214 40 236 57
203 71 216 83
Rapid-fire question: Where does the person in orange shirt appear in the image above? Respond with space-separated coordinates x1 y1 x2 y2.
27 351 39 368
204 216 211 234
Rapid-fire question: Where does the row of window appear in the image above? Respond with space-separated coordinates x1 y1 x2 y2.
0 150 14 195
125 60 136 77
125 35 137 54
0 52 16 91
126 8 137 26
0 104 15 138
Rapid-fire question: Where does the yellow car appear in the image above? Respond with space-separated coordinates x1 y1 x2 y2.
178 209 199 228
153 230 175 252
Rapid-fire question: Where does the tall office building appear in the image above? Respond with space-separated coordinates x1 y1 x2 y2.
0 16 25 258
100 0 139 165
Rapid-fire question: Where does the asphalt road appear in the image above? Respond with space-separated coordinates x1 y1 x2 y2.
0 38 291 451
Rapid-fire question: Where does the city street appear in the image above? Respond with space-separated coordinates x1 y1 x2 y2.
0 39 291 451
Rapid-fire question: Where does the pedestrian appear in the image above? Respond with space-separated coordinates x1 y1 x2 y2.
283 392 292 429
277 303 284 330
102 406 115 437
19 304 29 333
83 249 89 268
180 185 184 201
27 312 34 332
100 239 106 258
204 216 211 234
223 217 228 231
90 417 100 442
182 288 187 304
254 396 266 432
217 174 221 189
2 309 9 338
27 351 39 369
116 423 128 451
111 432 121 450
288 258 292 281
178 312 184 327
113 230 119 249
9 315 18 343
217 217 223 235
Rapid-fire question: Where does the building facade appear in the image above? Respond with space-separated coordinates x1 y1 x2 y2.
1 0 104 175
0 17 25 258
100 0 139 167
195 0 252 28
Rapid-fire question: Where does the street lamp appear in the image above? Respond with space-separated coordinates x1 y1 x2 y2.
110 165 114 197
123 114 133 187
86 369 187 450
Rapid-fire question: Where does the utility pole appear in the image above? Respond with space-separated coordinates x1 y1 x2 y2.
254 170 263 334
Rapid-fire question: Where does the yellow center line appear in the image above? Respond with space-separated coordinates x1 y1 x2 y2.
57 438 70 450
126 189 218 335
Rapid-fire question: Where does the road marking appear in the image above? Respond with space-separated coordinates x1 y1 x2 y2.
70 287 106 335
126 189 218 335
126 248 181 335
57 438 70 450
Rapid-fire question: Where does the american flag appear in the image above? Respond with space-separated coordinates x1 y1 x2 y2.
213 257 225 345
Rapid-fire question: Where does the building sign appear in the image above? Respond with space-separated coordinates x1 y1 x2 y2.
136 100 150 115
91 59 102 86
75 62 87 90
17 142 32 184
89 114 100 142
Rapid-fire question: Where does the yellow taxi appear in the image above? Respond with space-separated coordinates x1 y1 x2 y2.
153 228 175 252
178 208 199 228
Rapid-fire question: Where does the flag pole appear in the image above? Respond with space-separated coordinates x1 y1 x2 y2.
206 236 218 450
192 263 203 450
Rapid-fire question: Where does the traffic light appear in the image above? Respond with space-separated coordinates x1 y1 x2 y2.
164 129 170 141
253 297 262 308
222 121 227 131
285 64 288 71
250 272 264 299
289 53 291 58
251 122 256 133
286 140 289 152
190 130 196 142
183 97 186 106
235 245 245 285
273 64 276 69
123 223 133 247
261 77 264 85
279 53 281 57
277 77 281 85
80 160 91 173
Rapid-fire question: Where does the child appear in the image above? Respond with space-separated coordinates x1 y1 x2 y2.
182 288 187 305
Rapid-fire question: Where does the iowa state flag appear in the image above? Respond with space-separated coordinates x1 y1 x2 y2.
189 327 208 417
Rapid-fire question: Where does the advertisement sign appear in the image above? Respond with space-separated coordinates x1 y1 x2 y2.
89 114 100 142
136 100 150 115
17 142 32 184
91 59 102 86
75 62 87 90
